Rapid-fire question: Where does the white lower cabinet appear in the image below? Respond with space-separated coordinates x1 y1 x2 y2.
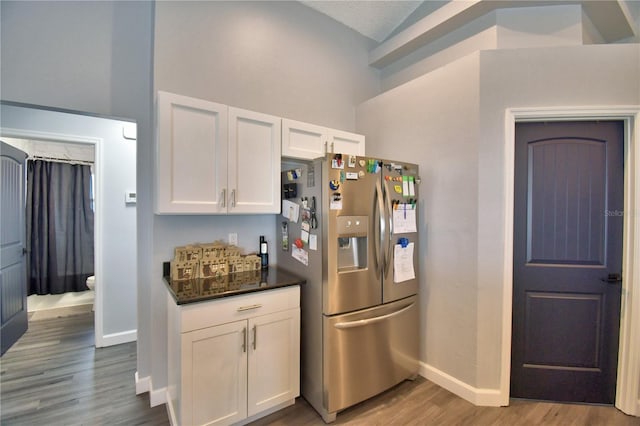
167 286 300 426
247 309 300 417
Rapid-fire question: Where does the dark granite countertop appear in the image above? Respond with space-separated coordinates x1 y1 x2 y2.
163 263 305 305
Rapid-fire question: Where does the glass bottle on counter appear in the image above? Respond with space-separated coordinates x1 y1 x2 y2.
259 235 269 269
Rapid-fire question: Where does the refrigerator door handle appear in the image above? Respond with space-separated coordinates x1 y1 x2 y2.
374 179 385 277
382 179 393 276
333 302 416 329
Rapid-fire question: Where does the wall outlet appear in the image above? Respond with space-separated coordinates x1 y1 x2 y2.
228 233 238 246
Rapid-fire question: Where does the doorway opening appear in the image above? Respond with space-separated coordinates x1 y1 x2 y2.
501 107 640 416
0 102 137 349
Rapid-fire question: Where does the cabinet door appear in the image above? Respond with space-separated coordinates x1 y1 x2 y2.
182 321 248 426
282 118 327 160
328 128 365 156
247 308 300 417
228 107 281 213
156 91 228 214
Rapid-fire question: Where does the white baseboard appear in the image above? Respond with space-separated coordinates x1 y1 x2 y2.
98 329 137 347
135 372 150 395
134 373 167 408
150 384 168 407
420 362 504 407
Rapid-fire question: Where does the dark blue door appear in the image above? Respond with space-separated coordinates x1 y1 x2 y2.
511 121 624 403
1 142 28 355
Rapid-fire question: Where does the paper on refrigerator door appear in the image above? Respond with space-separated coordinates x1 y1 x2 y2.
392 205 417 234
292 244 309 266
394 242 415 283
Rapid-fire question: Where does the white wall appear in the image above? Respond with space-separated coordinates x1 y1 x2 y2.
357 42 640 401
2 138 96 163
0 103 137 344
495 5 583 49
0 1 113 113
154 1 379 131
148 0 381 395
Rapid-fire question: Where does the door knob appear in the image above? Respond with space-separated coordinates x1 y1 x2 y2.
601 273 622 284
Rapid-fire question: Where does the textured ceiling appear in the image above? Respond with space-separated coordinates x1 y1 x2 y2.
301 1 424 42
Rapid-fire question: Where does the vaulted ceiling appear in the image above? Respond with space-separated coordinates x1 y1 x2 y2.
301 1 425 42
301 0 639 67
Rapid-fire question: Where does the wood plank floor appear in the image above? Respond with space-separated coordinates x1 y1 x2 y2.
254 379 640 426
0 311 169 425
2 311 638 425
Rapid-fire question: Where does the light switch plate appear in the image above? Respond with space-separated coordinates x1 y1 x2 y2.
228 233 238 246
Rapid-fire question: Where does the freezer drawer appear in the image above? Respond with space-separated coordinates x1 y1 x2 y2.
322 296 419 414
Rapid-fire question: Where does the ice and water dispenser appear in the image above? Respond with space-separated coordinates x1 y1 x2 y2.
336 216 368 273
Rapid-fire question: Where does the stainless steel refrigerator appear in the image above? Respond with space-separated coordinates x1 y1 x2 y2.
277 154 419 423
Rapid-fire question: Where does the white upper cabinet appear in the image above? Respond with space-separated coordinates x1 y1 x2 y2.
328 128 365 157
155 92 280 214
156 91 228 214
282 118 365 160
282 119 326 159
228 108 281 214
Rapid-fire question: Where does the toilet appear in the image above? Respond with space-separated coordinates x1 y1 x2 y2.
86 275 95 291
86 275 96 310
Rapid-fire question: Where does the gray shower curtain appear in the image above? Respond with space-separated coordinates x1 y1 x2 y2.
26 160 94 295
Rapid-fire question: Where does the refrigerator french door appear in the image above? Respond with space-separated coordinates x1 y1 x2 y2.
324 158 419 313
278 154 419 423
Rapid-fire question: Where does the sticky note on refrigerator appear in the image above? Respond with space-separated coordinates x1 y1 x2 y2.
408 177 415 197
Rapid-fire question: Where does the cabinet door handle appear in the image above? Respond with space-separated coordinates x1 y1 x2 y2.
231 189 236 208
237 303 262 312
221 189 226 208
331 142 335 153
242 327 247 353
252 325 257 350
